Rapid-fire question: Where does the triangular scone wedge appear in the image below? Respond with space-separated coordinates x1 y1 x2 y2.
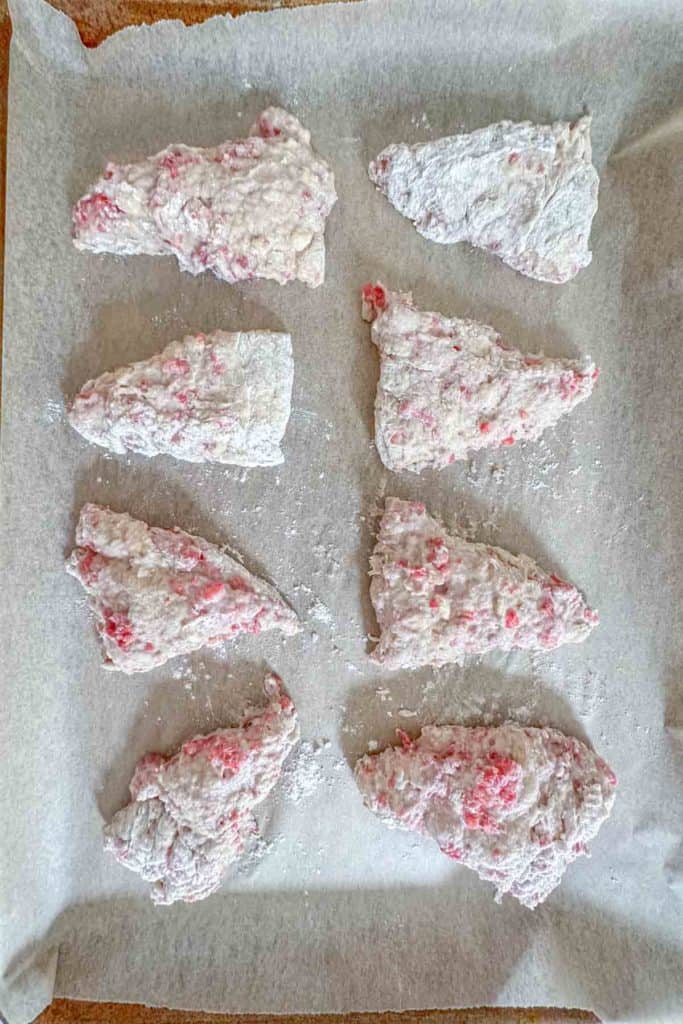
69 330 293 467
73 107 337 288
369 116 598 283
362 283 597 473
355 722 616 908
66 504 300 674
104 673 299 904
370 497 597 670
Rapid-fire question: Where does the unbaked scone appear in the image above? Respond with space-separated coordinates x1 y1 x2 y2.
369 116 599 283
370 497 597 670
356 721 616 908
104 674 299 904
69 330 293 466
66 504 300 674
73 107 337 288
362 282 597 472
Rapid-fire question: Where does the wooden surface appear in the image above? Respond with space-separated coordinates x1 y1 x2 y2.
0 3 596 1023
33 1002 598 1024
18 0 348 46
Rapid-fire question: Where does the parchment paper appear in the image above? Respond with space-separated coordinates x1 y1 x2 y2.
1 0 682 1020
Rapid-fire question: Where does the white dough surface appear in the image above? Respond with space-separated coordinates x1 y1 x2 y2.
370 497 597 671
369 117 599 283
104 674 299 904
69 329 294 467
356 721 616 908
363 283 596 472
66 503 300 673
73 107 337 288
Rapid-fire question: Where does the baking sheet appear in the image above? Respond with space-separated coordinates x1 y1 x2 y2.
1 0 682 1020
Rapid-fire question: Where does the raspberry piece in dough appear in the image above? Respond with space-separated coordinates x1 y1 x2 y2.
66 504 300 674
69 329 293 467
369 116 598 284
104 674 299 904
362 283 597 473
73 107 337 288
355 722 616 908
370 497 597 670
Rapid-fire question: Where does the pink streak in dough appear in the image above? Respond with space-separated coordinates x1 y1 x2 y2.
104 673 299 904
369 115 598 284
362 282 597 473
66 504 300 674
69 329 293 467
370 497 597 670
73 107 337 288
355 722 616 908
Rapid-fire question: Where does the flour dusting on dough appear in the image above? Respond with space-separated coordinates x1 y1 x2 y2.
362 282 597 472
356 721 616 907
369 116 598 283
370 497 597 670
73 107 337 288
66 504 300 674
69 330 293 467
104 674 299 904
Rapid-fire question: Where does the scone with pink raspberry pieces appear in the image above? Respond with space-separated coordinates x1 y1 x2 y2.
69 329 293 467
66 504 300 674
370 497 597 670
369 116 598 283
362 282 597 473
104 674 299 904
356 722 616 908
73 107 337 288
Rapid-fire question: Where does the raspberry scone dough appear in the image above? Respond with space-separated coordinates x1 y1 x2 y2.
370 498 598 670
73 107 337 288
66 504 300 674
369 116 599 284
355 723 617 908
69 330 293 467
104 674 299 904
362 283 597 473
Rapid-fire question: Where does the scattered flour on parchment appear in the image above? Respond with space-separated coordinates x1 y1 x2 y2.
309 599 334 626
410 111 433 133
236 739 338 876
280 739 330 803
236 831 285 876
44 398 64 424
